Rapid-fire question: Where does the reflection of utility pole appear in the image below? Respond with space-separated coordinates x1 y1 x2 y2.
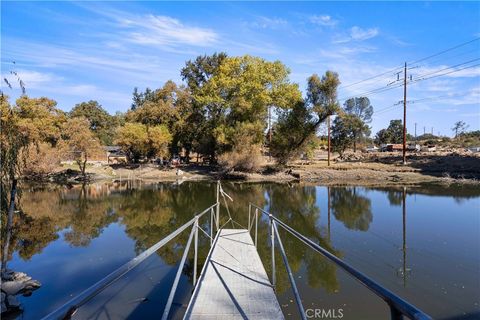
402 187 406 287
327 186 331 241
396 187 412 287
402 62 407 165
327 116 331 166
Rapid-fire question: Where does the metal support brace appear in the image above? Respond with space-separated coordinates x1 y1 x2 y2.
161 221 196 320
270 214 276 288
273 221 307 320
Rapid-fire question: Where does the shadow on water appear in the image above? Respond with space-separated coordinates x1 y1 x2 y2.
1 180 479 319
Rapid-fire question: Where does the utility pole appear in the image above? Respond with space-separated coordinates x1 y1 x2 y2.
423 126 426 135
431 127 434 135
268 106 272 162
402 62 407 165
414 123 417 141
327 116 331 166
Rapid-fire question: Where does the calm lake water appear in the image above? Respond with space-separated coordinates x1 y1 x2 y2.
2 181 479 319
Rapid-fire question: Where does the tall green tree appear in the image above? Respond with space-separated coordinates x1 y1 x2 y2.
375 119 404 145
180 53 228 159
374 128 390 145
131 87 156 110
343 97 373 151
70 101 116 145
184 54 302 163
271 71 340 164
270 101 315 164
331 114 368 156
126 81 191 156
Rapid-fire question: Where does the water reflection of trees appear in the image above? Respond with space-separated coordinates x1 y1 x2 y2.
2 182 342 296
265 184 340 294
16 182 472 295
331 187 373 231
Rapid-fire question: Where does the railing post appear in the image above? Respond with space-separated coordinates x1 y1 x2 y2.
255 208 258 248
390 305 403 320
193 218 198 287
210 207 214 246
270 214 276 288
248 204 251 231
216 181 220 231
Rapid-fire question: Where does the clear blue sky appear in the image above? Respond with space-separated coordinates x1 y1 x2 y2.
1 1 479 136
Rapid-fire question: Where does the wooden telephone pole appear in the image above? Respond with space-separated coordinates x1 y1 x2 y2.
268 106 272 162
402 62 407 165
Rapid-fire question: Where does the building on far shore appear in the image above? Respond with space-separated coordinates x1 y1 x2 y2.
60 146 127 166
104 146 127 164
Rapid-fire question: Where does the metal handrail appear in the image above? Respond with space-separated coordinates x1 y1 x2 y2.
272 220 307 320
42 202 219 320
249 203 432 320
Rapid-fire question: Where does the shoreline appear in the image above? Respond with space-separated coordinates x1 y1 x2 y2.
25 152 480 187
33 161 479 187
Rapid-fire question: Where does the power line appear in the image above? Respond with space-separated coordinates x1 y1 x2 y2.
339 65 403 90
411 46 480 69
339 81 404 102
408 90 477 104
412 62 480 83
409 37 480 65
412 58 480 80
338 37 480 96
340 60 480 103
373 89 477 117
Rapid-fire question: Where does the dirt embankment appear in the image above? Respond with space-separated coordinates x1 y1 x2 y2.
41 151 480 186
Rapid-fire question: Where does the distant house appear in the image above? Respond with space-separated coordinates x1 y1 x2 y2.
381 144 403 152
104 146 127 164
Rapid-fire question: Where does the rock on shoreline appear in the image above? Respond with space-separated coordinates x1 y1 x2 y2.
1 269 41 315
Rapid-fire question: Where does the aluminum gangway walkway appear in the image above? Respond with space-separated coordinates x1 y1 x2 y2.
42 181 432 320
184 229 283 319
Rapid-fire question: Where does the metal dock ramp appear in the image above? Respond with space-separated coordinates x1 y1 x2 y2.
184 229 283 319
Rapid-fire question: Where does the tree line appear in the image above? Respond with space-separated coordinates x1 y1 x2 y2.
3 53 474 176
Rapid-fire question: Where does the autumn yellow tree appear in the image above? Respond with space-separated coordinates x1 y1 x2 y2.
59 117 103 178
115 123 172 162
